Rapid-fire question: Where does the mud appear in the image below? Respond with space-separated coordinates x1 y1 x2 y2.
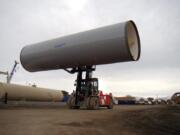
0 104 179 135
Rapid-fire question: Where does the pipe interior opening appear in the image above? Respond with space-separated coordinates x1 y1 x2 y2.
126 21 140 61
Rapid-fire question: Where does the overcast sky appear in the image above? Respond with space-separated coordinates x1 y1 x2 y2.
0 0 180 97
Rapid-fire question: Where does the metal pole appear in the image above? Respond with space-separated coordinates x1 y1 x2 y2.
7 61 18 84
75 67 82 106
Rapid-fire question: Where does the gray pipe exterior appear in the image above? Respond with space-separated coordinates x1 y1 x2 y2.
0 82 63 102
20 20 140 72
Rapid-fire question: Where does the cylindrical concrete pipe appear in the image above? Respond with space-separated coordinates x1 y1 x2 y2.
0 82 63 102
20 20 140 72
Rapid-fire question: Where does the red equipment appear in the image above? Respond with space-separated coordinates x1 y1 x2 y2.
99 91 113 109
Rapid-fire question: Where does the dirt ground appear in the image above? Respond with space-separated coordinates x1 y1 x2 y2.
0 103 179 135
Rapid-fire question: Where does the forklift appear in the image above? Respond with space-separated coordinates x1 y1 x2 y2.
65 66 113 109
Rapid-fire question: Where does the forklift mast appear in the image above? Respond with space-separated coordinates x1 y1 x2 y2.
65 66 99 108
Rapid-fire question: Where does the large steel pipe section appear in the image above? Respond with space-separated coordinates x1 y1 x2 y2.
0 82 63 101
20 20 140 72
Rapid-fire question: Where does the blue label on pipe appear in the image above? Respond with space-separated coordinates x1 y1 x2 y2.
54 43 66 48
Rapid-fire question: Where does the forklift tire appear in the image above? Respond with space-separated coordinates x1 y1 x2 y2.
88 97 99 110
108 98 113 109
67 95 72 107
67 96 75 109
67 96 80 109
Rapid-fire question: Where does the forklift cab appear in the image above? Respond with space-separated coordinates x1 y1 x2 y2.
75 78 99 97
67 66 100 109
